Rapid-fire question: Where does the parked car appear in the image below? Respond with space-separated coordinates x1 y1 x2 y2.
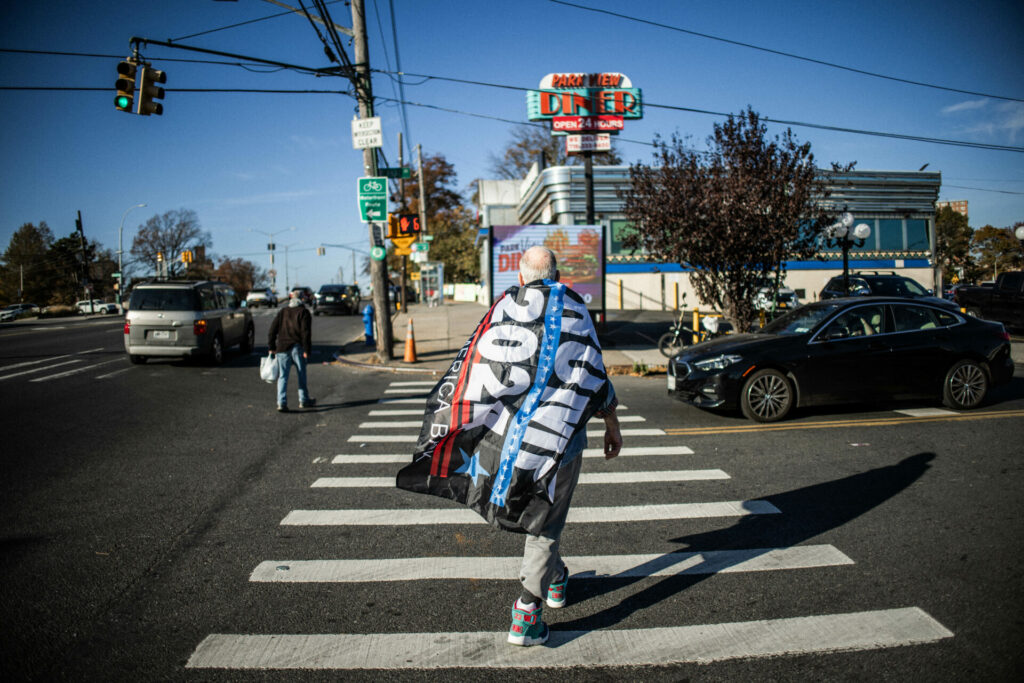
819 271 955 309
123 280 254 364
289 286 314 305
75 299 120 315
754 286 801 312
0 303 40 322
667 297 1013 422
245 288 278 308
314 284 361 315
954 271 1024 330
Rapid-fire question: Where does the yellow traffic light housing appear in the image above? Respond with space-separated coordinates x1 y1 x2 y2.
137 65 166 116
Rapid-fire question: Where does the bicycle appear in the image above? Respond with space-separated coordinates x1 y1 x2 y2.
657 311 733 357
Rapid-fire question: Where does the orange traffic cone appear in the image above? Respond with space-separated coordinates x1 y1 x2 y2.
404 318 418 363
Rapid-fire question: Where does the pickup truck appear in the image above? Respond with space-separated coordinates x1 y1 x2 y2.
955 271 1024 330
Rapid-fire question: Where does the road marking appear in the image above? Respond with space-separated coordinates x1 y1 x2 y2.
77 347 105 354
376 397 427 404
347 435 417 443
330 446 695 464
364 411 644 421
388 381 436 387
251 545 851 583
368 409 424 416
383 387 429 394
348 427 666 443
587 428 665 437
280 501 780 526
582 445 694 457
95 366 132 379
311 470 729 488
186 607 952 670
895 408 957 417
0 358 80 380
30 358 123 382
0 354 73 372
359 420 421 428
663 408 1024 436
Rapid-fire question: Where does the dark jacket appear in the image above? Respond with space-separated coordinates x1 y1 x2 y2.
268 303 312 354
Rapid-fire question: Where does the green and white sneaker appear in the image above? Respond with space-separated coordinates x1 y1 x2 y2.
507 600 549 646
546 565 568 609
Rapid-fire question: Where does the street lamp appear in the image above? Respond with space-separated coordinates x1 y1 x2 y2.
118 202 147 306
249 226 296 295
826 212 872 296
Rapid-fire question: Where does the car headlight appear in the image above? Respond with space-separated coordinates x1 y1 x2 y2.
694 354 744 372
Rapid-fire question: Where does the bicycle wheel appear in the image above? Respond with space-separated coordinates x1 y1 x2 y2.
658 331 685 357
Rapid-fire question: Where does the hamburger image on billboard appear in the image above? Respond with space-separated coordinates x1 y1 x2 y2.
492 225 602 307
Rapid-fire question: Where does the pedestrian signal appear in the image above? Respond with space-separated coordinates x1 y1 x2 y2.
137 65 166 116
115 60 136 113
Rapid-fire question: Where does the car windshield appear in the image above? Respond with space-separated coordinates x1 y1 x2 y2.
866 276 928 296
129 288 198 311
761 302 843 335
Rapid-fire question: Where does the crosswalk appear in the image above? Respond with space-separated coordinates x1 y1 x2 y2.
187 378 953 672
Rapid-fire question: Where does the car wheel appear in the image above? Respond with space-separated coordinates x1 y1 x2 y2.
658 331 685 358
741 369 794 422
129 355 146 364
942 359 989 410
210 334 224 365
240 325 255 354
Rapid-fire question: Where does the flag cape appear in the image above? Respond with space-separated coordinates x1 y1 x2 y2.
395 281 610 535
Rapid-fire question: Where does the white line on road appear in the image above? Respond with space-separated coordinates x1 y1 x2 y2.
347 435 417 443
186 607 952 670
347 427 665 443
330 446 695 464
311 470 729 488
376 397 426 404
0 358 80 380
367 409 424 416
365 412 644 422
359 421 422 428
95 366 132 379
280 501 780 526
0 354 73 372
895 408 958 417
30 358 123 382
383 388 430 394
590 427 665 436
388 381 436 387
250 545 850 582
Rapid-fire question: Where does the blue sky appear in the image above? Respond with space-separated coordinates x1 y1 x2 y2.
2 0 1022 290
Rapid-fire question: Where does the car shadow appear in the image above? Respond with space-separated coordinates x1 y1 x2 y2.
550 453 934 644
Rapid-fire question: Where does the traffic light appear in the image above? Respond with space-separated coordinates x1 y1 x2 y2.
181 250 193 263
317 247 326 256
137 64 166 116
115 60 136 113
397 214 421 236
387 213 399 239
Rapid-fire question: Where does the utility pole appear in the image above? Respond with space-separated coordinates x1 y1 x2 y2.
416 143 428 240
352 0 393 361
75 211 94 313
398 131 408 312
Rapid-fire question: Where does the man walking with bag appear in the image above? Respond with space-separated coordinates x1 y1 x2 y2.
268 290 315 412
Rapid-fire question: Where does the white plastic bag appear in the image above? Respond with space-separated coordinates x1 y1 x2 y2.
259 354 279 383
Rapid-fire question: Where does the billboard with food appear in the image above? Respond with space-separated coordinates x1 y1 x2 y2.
491 225 603 309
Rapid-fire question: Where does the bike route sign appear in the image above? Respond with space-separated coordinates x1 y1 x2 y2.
358 176 387 223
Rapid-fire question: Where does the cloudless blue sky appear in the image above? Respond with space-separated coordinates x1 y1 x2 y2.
2 0 1022 290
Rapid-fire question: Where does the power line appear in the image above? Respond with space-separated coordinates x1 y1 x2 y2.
171 0 346 41
944 185 1024 195
548 0 1024 103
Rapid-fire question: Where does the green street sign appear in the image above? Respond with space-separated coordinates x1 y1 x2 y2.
413 242 429 252
358 176 387 198
359 198 386 223
370 245 386 261
381 167 411 179
111 272 122 278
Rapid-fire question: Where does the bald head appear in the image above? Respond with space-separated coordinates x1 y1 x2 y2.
518 246 558 285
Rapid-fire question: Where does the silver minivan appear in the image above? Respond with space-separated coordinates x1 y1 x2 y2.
123 280 254 364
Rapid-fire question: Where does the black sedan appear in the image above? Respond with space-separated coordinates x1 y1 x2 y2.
667 297 1013 422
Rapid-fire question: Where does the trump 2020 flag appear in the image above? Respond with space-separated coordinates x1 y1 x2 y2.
396 281 610 535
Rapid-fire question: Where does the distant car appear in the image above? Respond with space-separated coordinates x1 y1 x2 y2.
245 289 278 308
754 286 801 312
314 284 361 316
819 271 954 308
75 299 120 315
289 286 314 305
123 280 254 365
667 296 1013 422
0 303 40 322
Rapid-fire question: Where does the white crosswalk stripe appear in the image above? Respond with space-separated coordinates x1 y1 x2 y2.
188 379 953 671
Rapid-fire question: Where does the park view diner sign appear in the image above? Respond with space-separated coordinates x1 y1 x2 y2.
526 72 642 122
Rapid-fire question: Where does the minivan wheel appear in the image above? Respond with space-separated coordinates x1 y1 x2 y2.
210 334 224 364
741 369 793 422
942 359 989 410
240 325 255 354
129 354 146 365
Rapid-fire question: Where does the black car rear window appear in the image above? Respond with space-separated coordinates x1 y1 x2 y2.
129 288 198 311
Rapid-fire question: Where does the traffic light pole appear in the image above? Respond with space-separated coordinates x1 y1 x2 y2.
352 0 393 361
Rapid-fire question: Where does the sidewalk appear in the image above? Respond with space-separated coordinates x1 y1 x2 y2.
332 299 1024 377
332 300 670 376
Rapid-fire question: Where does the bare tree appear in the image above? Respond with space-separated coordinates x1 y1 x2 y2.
129 209 211 278
488 124 622 180
623 107 851 331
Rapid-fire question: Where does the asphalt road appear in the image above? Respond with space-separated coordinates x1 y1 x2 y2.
1 310 1022 681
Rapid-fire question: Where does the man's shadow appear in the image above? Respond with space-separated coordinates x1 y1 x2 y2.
550 452 934 642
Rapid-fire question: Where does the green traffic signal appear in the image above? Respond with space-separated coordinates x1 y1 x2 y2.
115 60 136 114
115 94 132 110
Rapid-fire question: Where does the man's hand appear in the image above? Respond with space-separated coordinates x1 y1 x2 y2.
603 412 623 460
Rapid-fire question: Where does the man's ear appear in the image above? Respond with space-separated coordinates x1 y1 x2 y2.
518 272 525 286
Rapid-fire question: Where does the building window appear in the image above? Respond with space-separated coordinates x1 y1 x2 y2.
906 219 929 250
609 219 645 255
878 219 904 251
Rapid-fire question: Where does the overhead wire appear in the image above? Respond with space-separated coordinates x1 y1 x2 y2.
170 0 346 42
548 0 1024 103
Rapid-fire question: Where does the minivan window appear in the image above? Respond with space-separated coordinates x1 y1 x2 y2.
199 288 218 311
129 289 198 311
221 288 238 309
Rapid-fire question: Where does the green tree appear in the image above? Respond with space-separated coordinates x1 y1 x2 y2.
934 205 973 282
623 107 850 331
0 222 54 304
212 257 265 299
970 225 1023 280
389 153 479 283
488 124 622 180
129 209 211 279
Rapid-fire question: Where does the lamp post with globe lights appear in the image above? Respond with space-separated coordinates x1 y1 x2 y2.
826 212 872 296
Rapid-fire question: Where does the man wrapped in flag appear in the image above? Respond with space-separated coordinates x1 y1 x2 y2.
396 246 623 646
